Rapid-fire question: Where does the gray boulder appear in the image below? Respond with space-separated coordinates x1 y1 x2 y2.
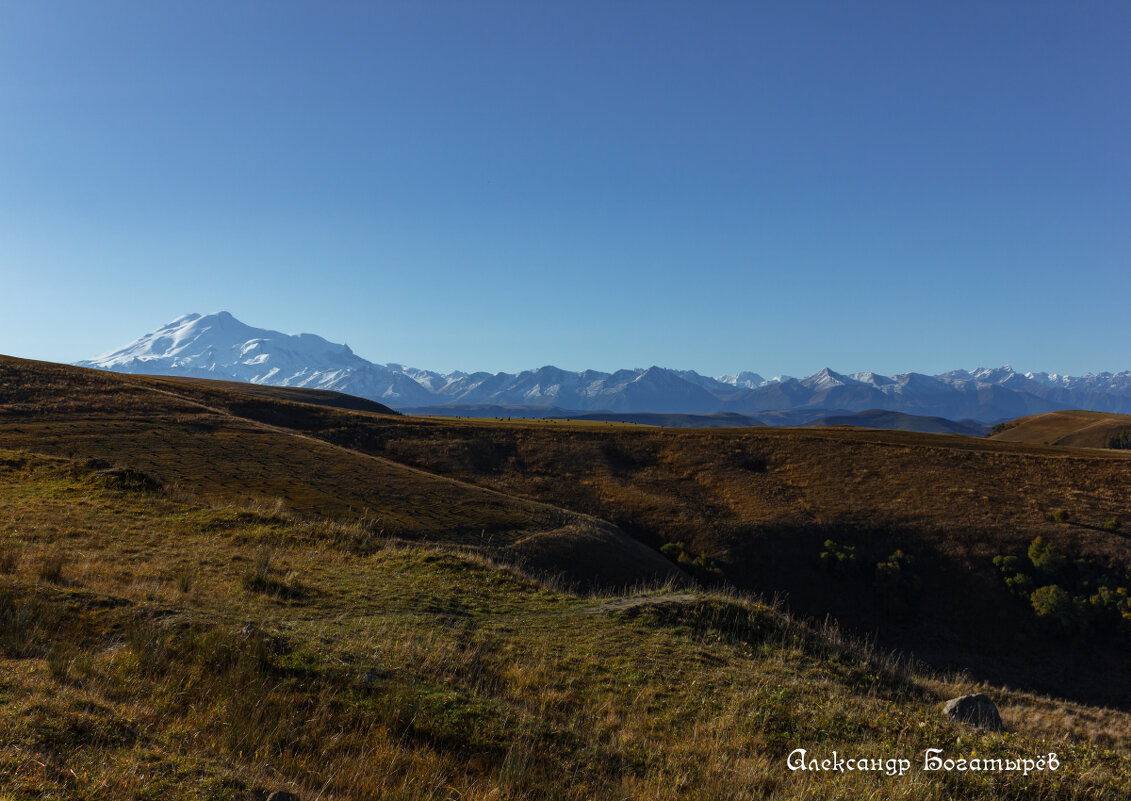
943 693 1003 731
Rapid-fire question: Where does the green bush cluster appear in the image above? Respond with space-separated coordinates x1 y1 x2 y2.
1105 429 1131 449
818 539 856 573
875 549 918 592
659 541 723 580
818 540 921 611
874 549 921 614
994 537 1131 641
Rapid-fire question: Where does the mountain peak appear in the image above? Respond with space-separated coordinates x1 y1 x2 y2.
800 367 854 390
76 315 1131 418
166 313 202 327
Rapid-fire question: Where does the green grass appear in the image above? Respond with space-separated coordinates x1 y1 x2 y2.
0 450 1129 800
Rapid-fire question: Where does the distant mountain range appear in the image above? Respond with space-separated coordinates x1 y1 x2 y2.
77 312 1131 424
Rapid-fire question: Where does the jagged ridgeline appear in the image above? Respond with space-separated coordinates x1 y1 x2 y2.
77 311 1131 419
2 355 1131 799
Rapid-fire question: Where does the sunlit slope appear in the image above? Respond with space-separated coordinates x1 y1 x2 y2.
0 356 677 587
7 356 1131 701
0 451 1128 800
990 409 1131 448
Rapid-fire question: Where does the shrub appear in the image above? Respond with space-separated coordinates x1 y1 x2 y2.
874 549 920 611
1030 584 1076 627
1028 536 1065 575
661 541 722 579
1052 509 1071 524
1104 518 1121 533
993 554 1022 574
660 542 685 560
1004 572 1034 594
875 549 915 588
819 539 856 572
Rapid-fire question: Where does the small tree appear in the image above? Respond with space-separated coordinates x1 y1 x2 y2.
1028 536 1065 575
1030 584 1076 627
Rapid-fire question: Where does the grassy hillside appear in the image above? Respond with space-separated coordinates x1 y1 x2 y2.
1 450 1128 800
559 412 767 428
801 408 988 436
4 356 1131 706
0 357 676 589
990 410 1131 449
289 409 1131 704
153 374 401 414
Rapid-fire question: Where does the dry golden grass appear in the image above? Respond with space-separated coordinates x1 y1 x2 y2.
303 408 1131 704
991 410 1131 449
0 451 1129 799
4 357 1131 705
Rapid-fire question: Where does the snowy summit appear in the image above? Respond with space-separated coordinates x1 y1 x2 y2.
78 312 1131 420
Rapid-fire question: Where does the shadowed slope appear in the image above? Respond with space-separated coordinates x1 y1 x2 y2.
2 451 1128 799
152 374 400 414
801 408 988 436
6 355 1131 702
302 413 1131 703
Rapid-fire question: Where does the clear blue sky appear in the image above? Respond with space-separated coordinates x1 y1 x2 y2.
2 1 1128 377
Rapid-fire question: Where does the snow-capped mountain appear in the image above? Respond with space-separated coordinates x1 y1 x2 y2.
76 312 437 406
77 312 1131 421
717 371 768 389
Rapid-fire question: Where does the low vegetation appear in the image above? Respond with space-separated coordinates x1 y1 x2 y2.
0 451 1129 799
5 356 1131 703
994 536 1131 642
988 409 1131 449
1106 430 1131 450
4 358 1131 797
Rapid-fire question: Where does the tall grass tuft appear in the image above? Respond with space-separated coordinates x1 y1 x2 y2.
38 551 66 584
0 546 19 574
177 565 195 593
242 547 273 592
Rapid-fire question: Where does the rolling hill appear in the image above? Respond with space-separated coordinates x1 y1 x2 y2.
801 408 989 436
4 354 1131 798
554 411 767 428
989 409 1131 449
2 450 1127 799
0 355 676 588
8 355 1131 704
